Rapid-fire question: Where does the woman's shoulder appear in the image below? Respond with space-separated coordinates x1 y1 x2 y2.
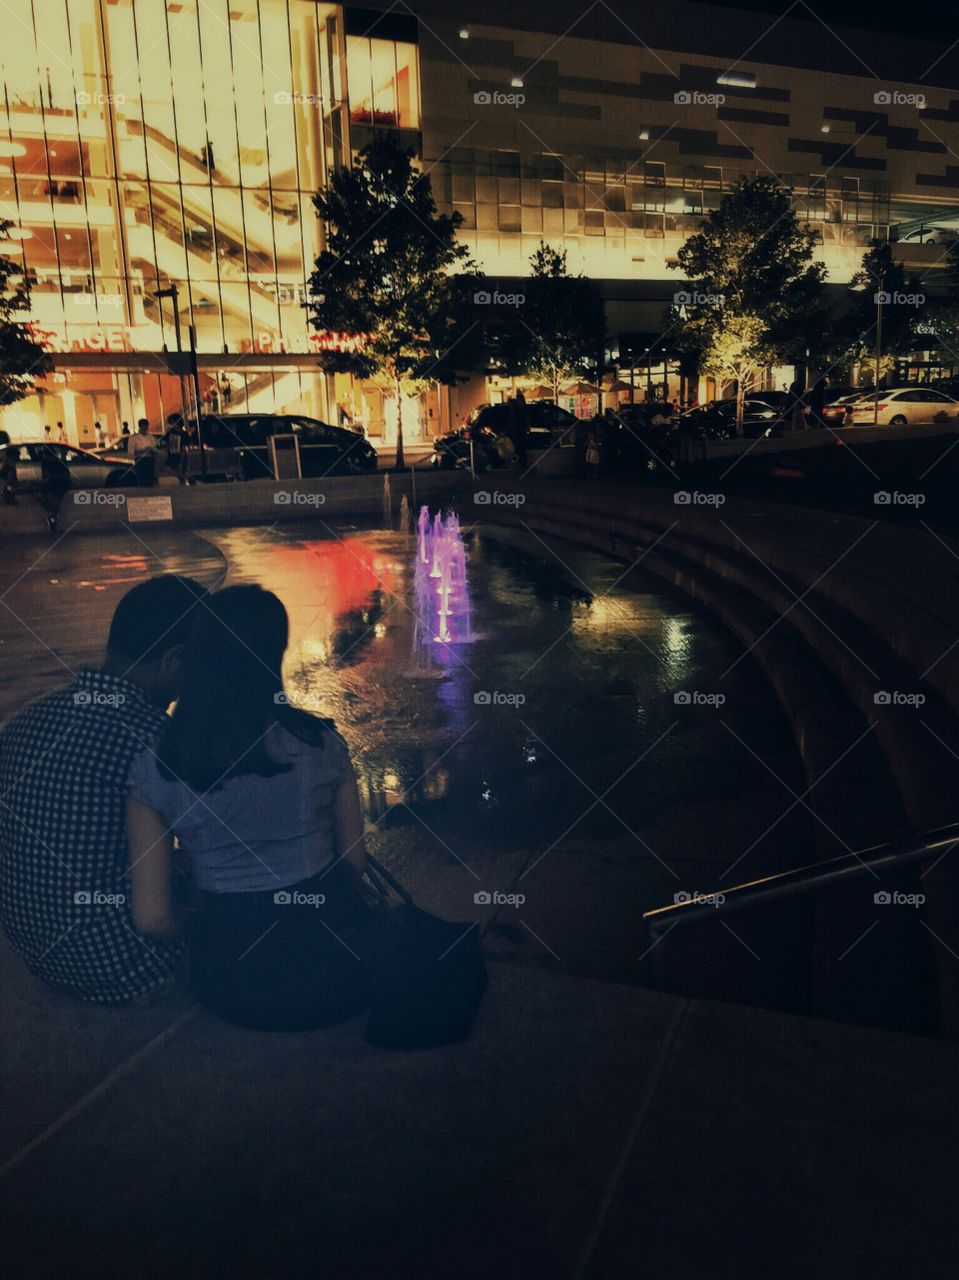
271 705 352 783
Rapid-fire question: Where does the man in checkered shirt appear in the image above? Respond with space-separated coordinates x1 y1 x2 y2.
0 575 207 1005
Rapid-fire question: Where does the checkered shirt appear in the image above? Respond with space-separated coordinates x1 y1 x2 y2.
0 669 185 1003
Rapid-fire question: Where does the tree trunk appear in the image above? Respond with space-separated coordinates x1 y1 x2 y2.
735 375 745 439
394 374 405 470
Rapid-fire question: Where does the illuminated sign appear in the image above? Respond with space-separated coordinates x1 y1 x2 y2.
250 331 371 355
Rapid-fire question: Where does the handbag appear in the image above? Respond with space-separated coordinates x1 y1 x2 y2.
355 855 488 1049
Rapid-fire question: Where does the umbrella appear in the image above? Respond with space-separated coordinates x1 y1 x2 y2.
526 385 557 400
605 379 633 394
562 380 602 395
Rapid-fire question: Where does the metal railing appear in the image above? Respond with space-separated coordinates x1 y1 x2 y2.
643 822 959 953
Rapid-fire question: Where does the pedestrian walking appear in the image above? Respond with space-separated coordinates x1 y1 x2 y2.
37 443 71 533
128 418 158 487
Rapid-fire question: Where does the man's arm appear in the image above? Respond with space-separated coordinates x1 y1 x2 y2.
127 797 179 937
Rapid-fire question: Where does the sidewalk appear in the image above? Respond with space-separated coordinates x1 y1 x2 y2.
0 941 955 1279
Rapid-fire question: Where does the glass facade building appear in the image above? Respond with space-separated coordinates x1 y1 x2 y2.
1 0 957 441
0 0 423 445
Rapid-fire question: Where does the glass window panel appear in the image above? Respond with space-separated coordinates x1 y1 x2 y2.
346 36 373 123
394 42 419 128
370 40 398 125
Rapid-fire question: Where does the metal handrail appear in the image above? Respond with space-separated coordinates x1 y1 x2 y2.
643 822 959 945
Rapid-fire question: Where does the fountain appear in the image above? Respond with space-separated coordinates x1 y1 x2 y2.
413 506 472 664
398 494 411 537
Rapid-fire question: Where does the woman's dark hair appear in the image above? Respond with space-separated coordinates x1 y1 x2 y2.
155 585 292 792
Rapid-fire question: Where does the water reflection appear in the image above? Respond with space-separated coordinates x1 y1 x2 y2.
202 521 754 852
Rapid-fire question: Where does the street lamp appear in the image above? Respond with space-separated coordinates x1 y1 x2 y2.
154 284 207 478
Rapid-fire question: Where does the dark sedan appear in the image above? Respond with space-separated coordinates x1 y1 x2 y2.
197 414 377 479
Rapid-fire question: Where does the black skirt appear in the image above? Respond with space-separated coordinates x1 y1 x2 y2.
187 863 372 1032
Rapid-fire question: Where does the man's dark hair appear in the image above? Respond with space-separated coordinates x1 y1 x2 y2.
106 575 207 667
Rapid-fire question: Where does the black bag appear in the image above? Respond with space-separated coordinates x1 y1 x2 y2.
356 856 488 1049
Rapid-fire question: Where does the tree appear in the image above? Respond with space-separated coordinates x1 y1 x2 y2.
846 239 924 385
0 219 52 406
669 176 826 434
308 132 481 467
517 243 604 400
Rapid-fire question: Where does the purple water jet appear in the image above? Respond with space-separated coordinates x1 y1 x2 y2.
413 506 472 662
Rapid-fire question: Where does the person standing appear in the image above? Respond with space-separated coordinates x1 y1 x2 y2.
512 389 530 470
43 424 53 444
57 420 67 443
37 442 71 533
787 381 805 433
94 421 105 450
0 576 206 1005
1 429 17 505
808 377 827 430
128 417 157 487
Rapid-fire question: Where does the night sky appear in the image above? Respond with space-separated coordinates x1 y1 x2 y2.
689 0 945 37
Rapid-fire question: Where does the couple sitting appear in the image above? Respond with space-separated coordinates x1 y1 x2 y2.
0 575 373 1031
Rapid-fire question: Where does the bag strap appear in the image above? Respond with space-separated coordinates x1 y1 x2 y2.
365 853 414 905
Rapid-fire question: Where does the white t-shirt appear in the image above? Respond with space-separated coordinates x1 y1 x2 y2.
128 432 156 457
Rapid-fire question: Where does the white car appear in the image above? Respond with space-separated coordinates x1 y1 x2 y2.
847 388 959 427
0 441 137 490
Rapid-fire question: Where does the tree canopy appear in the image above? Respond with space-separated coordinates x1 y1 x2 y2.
0 219 52 407
308 132 482 465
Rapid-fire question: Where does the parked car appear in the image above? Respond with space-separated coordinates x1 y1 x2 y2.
0 441 136 490
846 388 959 427
678 398 785 440
432 401 579 469
810 385 860 427
195 414 378 479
